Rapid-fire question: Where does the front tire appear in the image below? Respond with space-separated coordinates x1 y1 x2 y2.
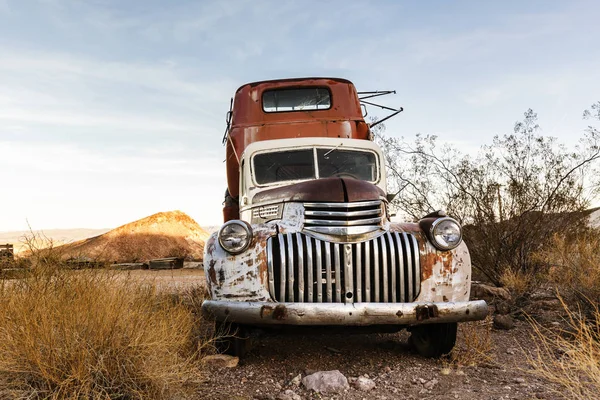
214 322 251 357
409 322 457 358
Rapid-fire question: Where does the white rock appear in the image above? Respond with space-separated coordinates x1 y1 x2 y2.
290 374 302 386
353 376 376 391
302 370 349 393
424 378 439 390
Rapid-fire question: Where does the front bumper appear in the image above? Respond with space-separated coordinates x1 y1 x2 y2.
201 300 488 326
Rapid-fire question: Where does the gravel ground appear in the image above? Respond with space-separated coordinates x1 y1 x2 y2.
122 268 564 400
195 320 563 400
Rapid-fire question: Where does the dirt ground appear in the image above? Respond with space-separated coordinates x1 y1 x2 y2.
127 269 564 400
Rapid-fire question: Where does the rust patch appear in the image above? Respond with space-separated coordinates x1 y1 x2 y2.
415 304 439 321
208 263 217 285
260 305 274 318
272 304 288 320
420 252 438 281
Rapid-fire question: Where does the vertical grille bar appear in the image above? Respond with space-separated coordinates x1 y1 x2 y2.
334 244 341 302
394 232 405 302
387 233 397 303
364 241 371 302
381 235 388 302
296 234 304 303
373 238 380 302
344 244 353 303
315 239 323 303
403 233 413 302
355 242 362 302
286 233 295 302
278 234 286 302
305 236 313 303
267 239 275 297
410 234 421 295
325 242 333 302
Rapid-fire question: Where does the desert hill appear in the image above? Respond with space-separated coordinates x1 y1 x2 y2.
63 210 210 263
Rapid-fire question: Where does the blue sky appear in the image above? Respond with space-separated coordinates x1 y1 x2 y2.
1 0 599 231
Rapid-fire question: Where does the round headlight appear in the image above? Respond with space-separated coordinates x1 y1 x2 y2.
218 220 253 254
431 217 462 250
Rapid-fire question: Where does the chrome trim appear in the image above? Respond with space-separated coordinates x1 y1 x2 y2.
388 233 396 303
394 232 405 302
266 232 421 304
286 233 294 302
410 234 421 297
305 235 313 302
325 242 333 302
304 209 381 217
373 238 380 302
334 244 341 302
403 233 413 302
356 242 362 303
381 234 388 302
304 217 382 226
297 234 304 303
278 234 286 302
303 200 382 208
202 300 490 326
315 239 323 303
344 244 353 304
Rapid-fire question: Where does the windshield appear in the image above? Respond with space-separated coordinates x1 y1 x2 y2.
252 147 377 185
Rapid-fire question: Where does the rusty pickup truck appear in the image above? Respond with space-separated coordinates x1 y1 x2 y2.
202 77 488 357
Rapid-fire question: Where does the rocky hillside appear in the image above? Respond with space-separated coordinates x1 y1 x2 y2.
63 211 210 263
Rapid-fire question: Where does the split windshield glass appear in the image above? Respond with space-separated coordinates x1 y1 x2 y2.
253 148 377 185
262 88 331 112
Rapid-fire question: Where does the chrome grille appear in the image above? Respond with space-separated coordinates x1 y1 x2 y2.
303 200 382 228
266 232 421 303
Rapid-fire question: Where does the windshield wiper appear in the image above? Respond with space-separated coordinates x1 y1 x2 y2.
323 142 344 158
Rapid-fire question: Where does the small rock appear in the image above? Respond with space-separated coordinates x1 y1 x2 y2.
514 377 526 384
493 314 515 330
276 390 301 400
290 374 302 387
418 378 427 384
440 368 451 375
471 282 512 302
353 376 376 391
383 366 392 373
495 302 511 315
456 370 465 376
201 354 239 368
424 378 438 390
506 348 516 355
302 370 349 393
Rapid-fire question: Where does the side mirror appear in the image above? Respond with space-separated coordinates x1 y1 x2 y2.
361 103 368 118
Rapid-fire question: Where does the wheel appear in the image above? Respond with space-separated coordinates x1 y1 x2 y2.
214 322 251 357
409 322 457 358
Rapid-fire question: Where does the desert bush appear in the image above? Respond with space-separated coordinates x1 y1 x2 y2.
528 299 600 399
447 316 495 368
0 265 202 399
378 106 600 287
535 233 600 313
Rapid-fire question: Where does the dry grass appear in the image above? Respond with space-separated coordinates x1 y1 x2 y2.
499 268 538 299
446 316 495 368
527 298 600 399
536 233 600 311
0 257 204 399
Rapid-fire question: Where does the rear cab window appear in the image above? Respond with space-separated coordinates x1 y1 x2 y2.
262 87 331 113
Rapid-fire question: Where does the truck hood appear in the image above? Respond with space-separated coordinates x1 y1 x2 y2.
252 177 385 204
